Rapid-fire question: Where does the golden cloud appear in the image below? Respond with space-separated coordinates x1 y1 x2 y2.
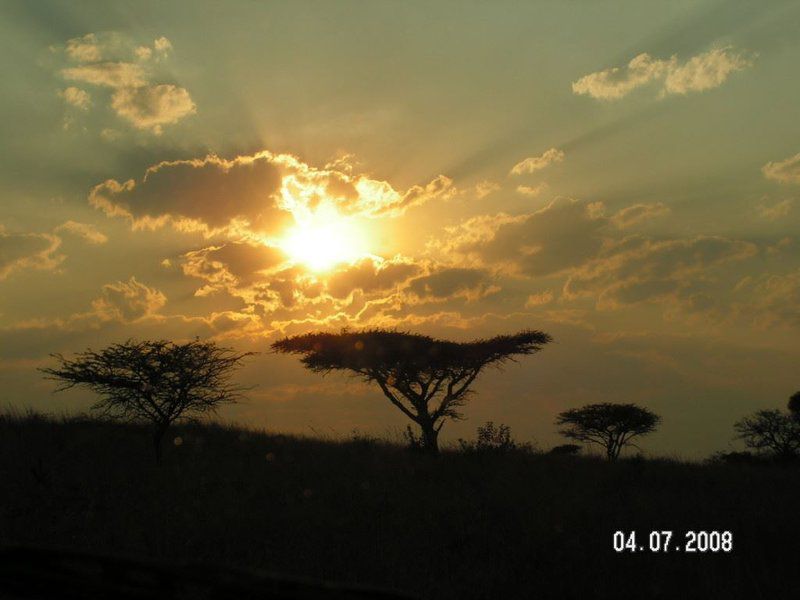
110 84 195 133
54 221 108 245
90 276 167 322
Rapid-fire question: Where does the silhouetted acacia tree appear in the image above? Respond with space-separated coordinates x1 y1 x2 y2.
271 328 552 454
734 409 800 459
555 403 660 461
41 339 254 462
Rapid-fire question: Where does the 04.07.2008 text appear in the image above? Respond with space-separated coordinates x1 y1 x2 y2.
613 530 733 553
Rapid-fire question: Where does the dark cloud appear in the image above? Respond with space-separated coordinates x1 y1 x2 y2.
181 241 287 290
453 198 608 277
90 153 290 236
564 235 758 309
326 257 421 299
406 267 496 302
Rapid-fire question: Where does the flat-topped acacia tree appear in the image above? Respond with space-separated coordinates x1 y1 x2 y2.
41 339 254 463
271 328 552 454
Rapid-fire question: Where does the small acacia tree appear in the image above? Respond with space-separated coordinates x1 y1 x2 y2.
271 328 552 454
555 403 660 461
734 408 800 460
41 339 254 462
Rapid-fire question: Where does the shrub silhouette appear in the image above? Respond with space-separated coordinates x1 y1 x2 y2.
549 443 581 456
734 407 800 460
272 328 551 454
40 339 254 463
458 421 531 454
555 403 660 461
707 450 760 465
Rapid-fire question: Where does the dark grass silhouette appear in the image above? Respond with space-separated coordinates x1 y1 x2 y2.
1 411 799 599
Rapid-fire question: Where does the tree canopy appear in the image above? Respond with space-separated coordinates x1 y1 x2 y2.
556 403 660 461
734 409 800 459
272 328 552 453
41 339 254 461
788 391 800 420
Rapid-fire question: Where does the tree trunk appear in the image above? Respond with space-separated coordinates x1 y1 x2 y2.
419 420 440 455
152 423 169 464
606 441 618 462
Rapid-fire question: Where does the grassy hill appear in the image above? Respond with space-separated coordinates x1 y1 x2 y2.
1 411 797 599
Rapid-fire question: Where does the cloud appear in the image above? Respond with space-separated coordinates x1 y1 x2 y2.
90 150 454 238
611 202 670 228
54 221 108 245
762 152 800 184
181 241 287 293
444 198 608 277
110 84 196 133
154 37 172 55
61 62 146 88
90 153 290 236
405 267 497 303
59 87 91 110
735 270 800 329
756 199 793 221
90 277 166 322
564 235 758 309
525 290 554 307
474 180 501 199
510 148 564 175
56 33 194 134
326 257 421 299
663 47 752 95
572 46 751 100
135 36 172 62
65 33 102 62
0 228 62 280
516 184 547 197
365 174 457 217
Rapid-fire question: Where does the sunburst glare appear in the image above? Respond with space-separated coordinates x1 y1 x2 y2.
279 205 368 272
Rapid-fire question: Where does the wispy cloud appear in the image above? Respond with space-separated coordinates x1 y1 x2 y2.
572 46 751 101
756 199 793 221
55 221 108 245
510 148 564 175
0 227 63 281
611 203 670 228
516 184 547 197
762 152 800 184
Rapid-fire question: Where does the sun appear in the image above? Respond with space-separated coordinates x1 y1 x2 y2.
280 206 367 272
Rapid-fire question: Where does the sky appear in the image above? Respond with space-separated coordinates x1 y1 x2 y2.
1 0 799 458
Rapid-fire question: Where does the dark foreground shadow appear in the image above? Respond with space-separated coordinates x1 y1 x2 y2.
0 545 417 600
